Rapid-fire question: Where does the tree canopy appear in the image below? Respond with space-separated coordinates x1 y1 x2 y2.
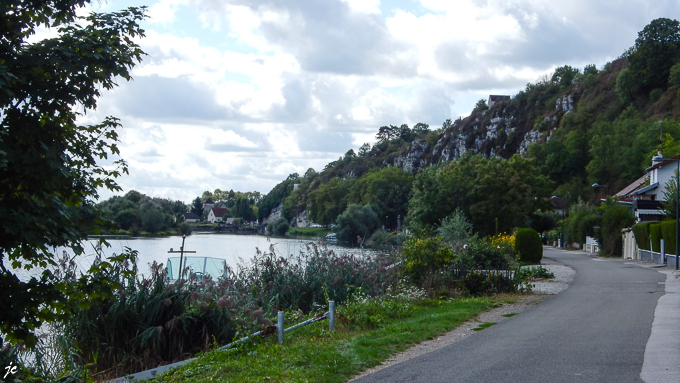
0 1 146 346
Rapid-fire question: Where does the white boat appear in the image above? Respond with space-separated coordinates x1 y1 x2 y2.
167 256 227 281
325 233 337 241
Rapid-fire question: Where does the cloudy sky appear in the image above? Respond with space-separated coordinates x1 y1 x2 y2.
79 0 678 203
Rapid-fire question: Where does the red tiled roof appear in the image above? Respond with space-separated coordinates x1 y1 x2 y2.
211 207 229 217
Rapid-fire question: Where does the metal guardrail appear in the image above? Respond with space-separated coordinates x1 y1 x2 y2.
110 302 337 382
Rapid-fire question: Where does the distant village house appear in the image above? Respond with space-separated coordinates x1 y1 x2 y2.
207 207 230 223
488 95 510 109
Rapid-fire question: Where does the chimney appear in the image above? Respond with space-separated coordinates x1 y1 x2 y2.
652 150 663 166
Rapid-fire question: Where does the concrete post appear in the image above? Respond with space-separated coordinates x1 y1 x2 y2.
277 311 284 344
329 301 335 330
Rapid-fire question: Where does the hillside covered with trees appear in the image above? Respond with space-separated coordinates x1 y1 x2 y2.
257 18 680 245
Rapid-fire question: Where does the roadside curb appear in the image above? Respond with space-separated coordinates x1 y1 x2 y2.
641 269 680 383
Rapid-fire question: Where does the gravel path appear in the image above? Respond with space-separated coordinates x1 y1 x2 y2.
350 257 575 381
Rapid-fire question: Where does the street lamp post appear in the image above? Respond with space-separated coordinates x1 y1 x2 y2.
592 183 610 198
652 157 679 270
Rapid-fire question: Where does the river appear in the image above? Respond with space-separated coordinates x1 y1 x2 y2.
8 233 372 280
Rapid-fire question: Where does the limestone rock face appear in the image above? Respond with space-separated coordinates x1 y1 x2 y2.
556 94 574 113
519 130 542 155
394 140 429 173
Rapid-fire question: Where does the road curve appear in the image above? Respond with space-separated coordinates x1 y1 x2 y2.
352 248 667 383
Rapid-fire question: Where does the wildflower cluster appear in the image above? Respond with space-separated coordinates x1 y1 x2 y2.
490 232 515 257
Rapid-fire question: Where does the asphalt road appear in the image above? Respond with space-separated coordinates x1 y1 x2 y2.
352 248 667 383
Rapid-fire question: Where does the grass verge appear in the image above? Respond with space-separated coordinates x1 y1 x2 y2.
147 298 498 383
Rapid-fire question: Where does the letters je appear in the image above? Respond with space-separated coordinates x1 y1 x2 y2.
4 362 17 379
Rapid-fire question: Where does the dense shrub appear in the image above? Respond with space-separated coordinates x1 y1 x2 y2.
515 228 543 263
401 235 455 286
661 220 677 255
632 222 652 250
458 237 510 269
267 217 289 236
595 198 635 256
650 222 663 253
368 231 406 247
335 204 380 246
562 200 597 246
460 271 516 296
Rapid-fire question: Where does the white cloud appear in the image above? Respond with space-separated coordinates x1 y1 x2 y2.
147 0 187 24
86 0 680 202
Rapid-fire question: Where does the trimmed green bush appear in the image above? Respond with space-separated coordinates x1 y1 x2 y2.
632 222 652 250
650 222 663 252
514 228 543 264
661 220 677 255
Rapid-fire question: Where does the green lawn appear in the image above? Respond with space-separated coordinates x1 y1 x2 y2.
150 297 500 383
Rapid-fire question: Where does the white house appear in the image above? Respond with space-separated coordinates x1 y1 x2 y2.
183 212 200 223
207 207 230 223
615 151 678 222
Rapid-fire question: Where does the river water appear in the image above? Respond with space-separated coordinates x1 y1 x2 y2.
8 233 371 280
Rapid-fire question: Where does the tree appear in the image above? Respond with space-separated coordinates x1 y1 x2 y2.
266 217 289 236
190 197 203 217
140 201 165 233
627 18 680 93
436 208 473 243
407 155 553 236
662 169 680 219
595 198 635 256
307 178 350 225
413 122 430 133
232 195 256 222
348 167 413 229
335 204 380 246
0 2 146 346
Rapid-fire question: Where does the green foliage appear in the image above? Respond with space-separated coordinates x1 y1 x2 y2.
528 210 559 233
670 62 680 87
231 195 256 222
257 175 299 221
408 154 553 236
661 220 677 255
514 228 543 264
595 198 635 256
401 235 455 286
627 18 680 93
368 231 406 247
178 222 192 236
436 208 473 243
60 254 235 380
458 237 510 270
515 265 555 280
348 167 413 229
335 204 380 246
190 197 203 217
650 222 663 253
340 285 426 330
662 169 680 219
307 177 350 225
632 222 652 250
562 200 598 245
266 217 290 236
0 1 147 347
615 68 635 102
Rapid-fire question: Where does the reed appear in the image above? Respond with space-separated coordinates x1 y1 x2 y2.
47 241 399 380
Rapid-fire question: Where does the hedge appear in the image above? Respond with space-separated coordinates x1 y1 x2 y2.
650 223 663 253
661 220 677 255
632 222 652 251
